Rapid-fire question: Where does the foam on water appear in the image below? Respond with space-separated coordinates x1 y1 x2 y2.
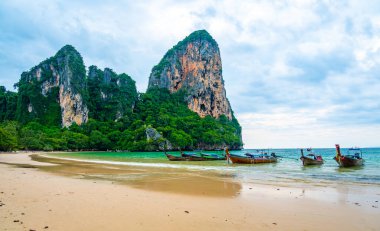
40 154 234 172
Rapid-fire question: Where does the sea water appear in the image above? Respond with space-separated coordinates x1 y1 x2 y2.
46 148 380 186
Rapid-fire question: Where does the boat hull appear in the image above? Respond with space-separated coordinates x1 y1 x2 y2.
227 155 277 164
200 154 226 161
334 156 364 167
181 152 226 161
166 153 225 161
165 153 187 161
180 153 205 161
300 156 324 166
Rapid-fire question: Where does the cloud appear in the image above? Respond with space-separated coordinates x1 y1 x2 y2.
0 0 379 147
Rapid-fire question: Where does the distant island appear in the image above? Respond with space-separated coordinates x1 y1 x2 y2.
0 30 242 152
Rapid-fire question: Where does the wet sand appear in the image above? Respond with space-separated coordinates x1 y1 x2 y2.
0 152 379 231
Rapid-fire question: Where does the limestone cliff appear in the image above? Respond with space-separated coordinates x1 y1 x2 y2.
148 30 232 120
87 66 137 121
16 45 88 127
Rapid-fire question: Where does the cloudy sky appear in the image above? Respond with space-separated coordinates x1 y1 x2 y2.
1 0 379 148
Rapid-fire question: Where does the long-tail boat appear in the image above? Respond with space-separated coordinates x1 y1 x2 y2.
200 153 226 161
164 150 230 162
225 148 277 164
300 148 324 166
334 144 364 167
165 153 188 161
181 151 226 161
180 152 206 161
165 152 205 161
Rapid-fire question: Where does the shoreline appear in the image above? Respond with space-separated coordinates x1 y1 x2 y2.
0 152 379 230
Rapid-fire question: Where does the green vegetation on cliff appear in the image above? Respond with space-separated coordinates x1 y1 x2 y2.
15 79 61 126
0 87 242 151
87 66 138 121
0 86 17 121
132 88 241 150
14 45 87 126
56 45 88 98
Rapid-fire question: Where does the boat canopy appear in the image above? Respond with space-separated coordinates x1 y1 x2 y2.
347 147 362 158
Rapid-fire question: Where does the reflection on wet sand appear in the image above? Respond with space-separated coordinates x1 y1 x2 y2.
31 154 242 197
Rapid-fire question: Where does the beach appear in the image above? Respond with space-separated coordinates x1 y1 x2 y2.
0 152 379 231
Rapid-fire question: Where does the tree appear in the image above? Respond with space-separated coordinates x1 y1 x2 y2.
0 127 17 151
63 131 89 150
169 130 193 150
19 125 44 150
0 86 18 121
89 130 110 150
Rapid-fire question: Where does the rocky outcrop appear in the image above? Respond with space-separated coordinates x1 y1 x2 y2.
145 127 173 150
16 45 138 127
148 30 232 120
56 45 89 127
87 66 137 121
16 45 88 127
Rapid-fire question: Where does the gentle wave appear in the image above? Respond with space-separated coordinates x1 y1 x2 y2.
40 154 235 172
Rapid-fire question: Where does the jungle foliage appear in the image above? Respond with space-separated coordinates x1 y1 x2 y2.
0 86 242 151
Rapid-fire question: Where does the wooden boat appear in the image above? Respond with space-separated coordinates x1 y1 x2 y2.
164 150 232 162
200 153 226 161
300 149 324 166
181 152 226 161
165 152 214 161
180 152 205 161
225 148 277 164
334 144 364 167
165 153 188 161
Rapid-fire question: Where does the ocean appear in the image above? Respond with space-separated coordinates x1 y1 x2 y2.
45 148 380 186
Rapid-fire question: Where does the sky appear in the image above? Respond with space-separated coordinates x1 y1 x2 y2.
1 0 379 148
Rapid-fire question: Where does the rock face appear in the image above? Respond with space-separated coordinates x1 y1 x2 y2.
16 45 88 127
87 66 137 121
56 46 89 127
148 30 233 120
145 127 173 150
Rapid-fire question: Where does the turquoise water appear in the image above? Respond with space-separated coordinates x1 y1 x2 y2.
47 148 380 186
